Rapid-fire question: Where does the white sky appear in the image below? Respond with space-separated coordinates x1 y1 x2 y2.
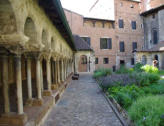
61 0 115 20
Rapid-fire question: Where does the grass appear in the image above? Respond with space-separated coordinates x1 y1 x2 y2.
158 70 164 76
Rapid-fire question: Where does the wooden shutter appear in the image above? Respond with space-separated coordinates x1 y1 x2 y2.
87 37 91 46
132 42 137 51
107 38 112 49
153 30 158 44
132 21 136 29
119 19 124 28
120 41 125 52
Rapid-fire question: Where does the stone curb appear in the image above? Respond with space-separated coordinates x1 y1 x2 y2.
95 79 128 126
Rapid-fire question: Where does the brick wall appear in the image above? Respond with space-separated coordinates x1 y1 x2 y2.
64 0 144 69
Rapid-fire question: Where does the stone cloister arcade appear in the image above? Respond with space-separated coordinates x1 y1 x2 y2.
0 0 75 125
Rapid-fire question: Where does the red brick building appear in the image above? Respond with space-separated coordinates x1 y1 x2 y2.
64 0 144 70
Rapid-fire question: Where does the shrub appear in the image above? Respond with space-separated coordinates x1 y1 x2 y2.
115 66 132 74
93 68 112 79
133 63 144 72
130 72 160 87
141 65 159 74
128 95 164 126
108 85 145 109
142 83 164 95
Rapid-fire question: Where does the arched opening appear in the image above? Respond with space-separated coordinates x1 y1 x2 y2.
24 17 37 43
31 59 37 98
142 55 147 65
78 55 88 72
42 59 48 90
0 0 17 34
51 58 55 84
21 55 28 106
42 30 48 47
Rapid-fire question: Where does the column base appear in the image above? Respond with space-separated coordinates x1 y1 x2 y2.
32 99 43 106
51 84 58 90
0 112 27 126
25 99 34 106
43 90 52 96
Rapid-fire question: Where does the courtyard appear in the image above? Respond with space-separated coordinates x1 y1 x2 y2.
42 74 122 126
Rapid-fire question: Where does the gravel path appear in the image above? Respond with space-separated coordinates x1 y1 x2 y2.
42 73 122 126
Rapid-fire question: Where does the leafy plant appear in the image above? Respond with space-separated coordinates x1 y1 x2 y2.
128 95 164 126
93 68 112 79
133 63 144 72
141 65 159 74
115 66 132 74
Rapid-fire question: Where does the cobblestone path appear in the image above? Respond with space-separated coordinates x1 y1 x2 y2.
42 73 122 126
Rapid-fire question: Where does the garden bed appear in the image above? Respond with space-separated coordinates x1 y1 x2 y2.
93 64 164 126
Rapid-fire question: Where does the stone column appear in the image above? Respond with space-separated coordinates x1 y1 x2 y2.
51 61 55 84
15 55 24 114
64 60 66 80
36 58 42 99
54 61 58 84
61 60 64 82
40 61 43 91
58 60 61 83
27 58 32 99
46 59 51 91
2 55 10 113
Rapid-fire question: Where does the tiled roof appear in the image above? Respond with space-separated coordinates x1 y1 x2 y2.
137 41 164 52
140 4 164 16
73 35 92 51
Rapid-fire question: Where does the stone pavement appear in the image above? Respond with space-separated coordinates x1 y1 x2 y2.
42 73 122 126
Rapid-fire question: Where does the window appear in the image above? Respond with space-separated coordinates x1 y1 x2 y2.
120 60 125 66
153 29 158 44
131 58 135 65
103 58 109 64
132 42 137 51
95 58 98 64
131 21 136 30
100 38 112 49
120 41 125 52
119 19 124 28
81 37 91 46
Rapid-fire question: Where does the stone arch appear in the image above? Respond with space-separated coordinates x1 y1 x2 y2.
24 17 37 43
42 29 48 47
142 55 147 65
78 55 88 72
0 0 17 34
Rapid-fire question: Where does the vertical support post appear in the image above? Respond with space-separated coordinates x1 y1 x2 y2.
15 55 24 114
2 55 10 113
46 59 51 91
58 60 61 83
36 58 42 99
